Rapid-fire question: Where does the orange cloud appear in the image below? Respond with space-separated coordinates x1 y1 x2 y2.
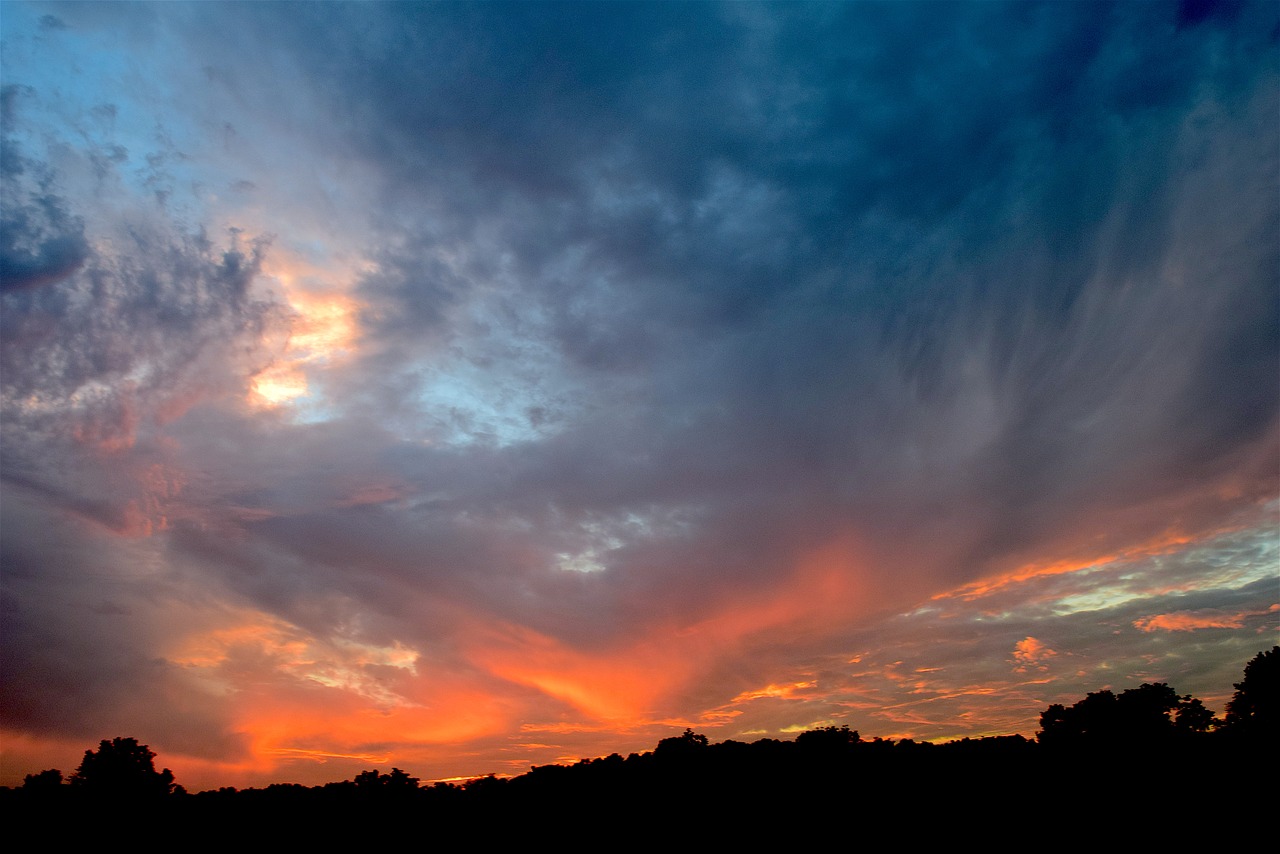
1133 611 1250 632
158 608 525 787
935 523 1239 604
484 560 866 739
467 533 869 723
1011 636 1057 671
466 623 699 721
729 681 818 704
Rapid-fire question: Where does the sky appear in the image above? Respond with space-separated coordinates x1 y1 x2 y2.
1 0 1276 791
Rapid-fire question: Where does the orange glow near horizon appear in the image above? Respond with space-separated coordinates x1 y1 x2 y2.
469 534 868 722
127 535 876 785
7 517 1266 792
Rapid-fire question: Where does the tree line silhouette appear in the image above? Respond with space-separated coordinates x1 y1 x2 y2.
5 646 1274 841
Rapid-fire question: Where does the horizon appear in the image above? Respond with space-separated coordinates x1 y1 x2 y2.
11 643 1274 791
2 1 1277 793
12 646 1272 792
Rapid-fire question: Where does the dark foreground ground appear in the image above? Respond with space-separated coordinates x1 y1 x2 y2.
4 730 1271 846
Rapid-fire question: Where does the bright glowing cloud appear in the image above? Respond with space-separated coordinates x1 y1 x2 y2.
1133 611 1255 632
1012 637 1058 671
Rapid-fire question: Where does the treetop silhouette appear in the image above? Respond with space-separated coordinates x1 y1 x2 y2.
1038 680 1218 746
69 736 182 798
1224 645 1278 737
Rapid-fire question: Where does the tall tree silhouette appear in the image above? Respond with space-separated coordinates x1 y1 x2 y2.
1224 646 1278 737
69 737 181 797
654 728 709 759
1174 696 1217 732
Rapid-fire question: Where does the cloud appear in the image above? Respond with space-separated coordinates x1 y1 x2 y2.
0 91 281 461
1134 610 1252 632
1012 637 1058 671
0 110 90 292
0 228 89 294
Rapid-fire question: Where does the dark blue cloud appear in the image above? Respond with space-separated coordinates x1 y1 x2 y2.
0 100 90 292
1177 0 1246 29
266 2 1279 598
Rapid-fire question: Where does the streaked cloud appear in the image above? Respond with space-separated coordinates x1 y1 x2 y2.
1134 609 1261 632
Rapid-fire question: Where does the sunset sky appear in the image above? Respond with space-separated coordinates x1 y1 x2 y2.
1 1 1276 791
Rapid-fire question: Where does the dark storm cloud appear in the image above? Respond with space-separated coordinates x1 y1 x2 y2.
1177 0 1246 29
0 229 88 293
0 100 90 292
164 0 1279 626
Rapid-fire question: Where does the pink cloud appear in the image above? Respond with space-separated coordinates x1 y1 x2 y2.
1011 637 1057 672
1133 611 1250 632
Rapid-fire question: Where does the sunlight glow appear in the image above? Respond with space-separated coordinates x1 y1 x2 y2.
730 681 818 703
248 262 361 412
169 612 419 706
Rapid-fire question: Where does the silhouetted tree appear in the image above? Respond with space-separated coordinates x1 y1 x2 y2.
69 737 180 797
1038 689 1120 745
795 725 861 750
1224 646 1278 737
21 769 63 791
383 767 419 790
1039 683 1190 746
1174 696 1217 732
654 728 709 759
353 767 420 796
1114 682 1182 736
